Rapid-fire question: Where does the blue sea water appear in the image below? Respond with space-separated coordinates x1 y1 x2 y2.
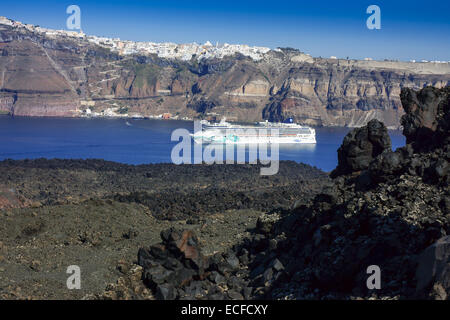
0 116 406 172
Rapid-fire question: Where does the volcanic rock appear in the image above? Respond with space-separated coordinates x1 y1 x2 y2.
416 236 450 300
331 119 391 177
232 86 449 300
133 85 449 300
139 228 209 294
401 86 450 151
138 228 252 300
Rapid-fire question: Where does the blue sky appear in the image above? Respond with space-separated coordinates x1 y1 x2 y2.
1 0 449 61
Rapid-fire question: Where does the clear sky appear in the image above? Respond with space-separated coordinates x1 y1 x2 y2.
1 0 449 61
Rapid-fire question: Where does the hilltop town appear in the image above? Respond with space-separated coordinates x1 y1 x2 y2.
2 16 450 64
0 16 272 61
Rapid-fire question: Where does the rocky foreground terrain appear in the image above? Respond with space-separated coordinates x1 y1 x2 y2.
0 18 449 128
91 85 448 301
0 86 448 300
0 160 327 299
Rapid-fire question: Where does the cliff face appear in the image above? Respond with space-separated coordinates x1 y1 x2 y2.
1 22 449 127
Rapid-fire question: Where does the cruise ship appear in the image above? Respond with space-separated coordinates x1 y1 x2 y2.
192 118 316 144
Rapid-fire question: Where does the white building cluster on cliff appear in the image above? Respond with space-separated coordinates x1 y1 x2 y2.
0 16 271 61
2 16 449 64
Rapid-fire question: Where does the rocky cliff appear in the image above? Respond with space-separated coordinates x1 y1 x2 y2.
1 20 450 128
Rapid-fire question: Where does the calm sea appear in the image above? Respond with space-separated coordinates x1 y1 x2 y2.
0 116 405 172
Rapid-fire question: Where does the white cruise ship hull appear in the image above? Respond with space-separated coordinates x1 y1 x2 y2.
192 135 316 144
191 127 316 144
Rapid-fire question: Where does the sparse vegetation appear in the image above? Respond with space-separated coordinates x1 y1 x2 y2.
120 61 160 89
133 64 160 88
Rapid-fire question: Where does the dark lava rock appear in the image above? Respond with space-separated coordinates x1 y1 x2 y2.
156 283 176 300
135 86 449 300
238 249 250 265
415 236 450 300
139 228 210 298
0 159 328 222
331 119 391 178
270 259 284 272
227 290 244 300
208 271 225 284
368 149 405 182
401 86 450 152
233 86 449 300
242 286 253 299
138 228 251 300
225 252 240 270
263 268 274 284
